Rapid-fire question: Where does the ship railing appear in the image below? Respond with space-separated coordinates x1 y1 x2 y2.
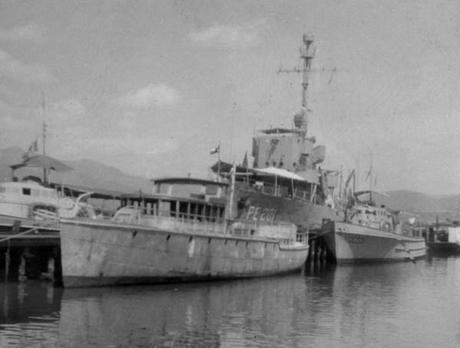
114 206 303 242
163 210 225 223
148 215 298 239
134 207 225 224
226 219 305 245
33 209 59 221
246 182 310 201
140 213 226 235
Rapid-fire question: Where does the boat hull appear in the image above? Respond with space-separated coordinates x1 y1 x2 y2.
236 189 339 231
321 221 426 263
60 219 309 287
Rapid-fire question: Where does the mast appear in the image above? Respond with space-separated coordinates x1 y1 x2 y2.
41 91 48 184
300 34 315 109
42 121 48 184
278 34 316 137
368 153 373 204
42 121 47 156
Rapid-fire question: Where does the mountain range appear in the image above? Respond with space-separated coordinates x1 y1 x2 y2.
0 146 151 194
1 146 458 223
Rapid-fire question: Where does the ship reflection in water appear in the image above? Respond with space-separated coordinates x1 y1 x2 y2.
1 259 460 347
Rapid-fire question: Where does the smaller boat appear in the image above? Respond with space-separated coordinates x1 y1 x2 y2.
0 154 96 247
426 222 460 255
0 179 95 222
320 190 426 263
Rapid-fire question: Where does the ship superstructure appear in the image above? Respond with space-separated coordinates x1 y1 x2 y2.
214 34 340 231
252 34 325 174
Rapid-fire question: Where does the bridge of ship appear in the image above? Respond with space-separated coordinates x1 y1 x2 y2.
212 161 333 204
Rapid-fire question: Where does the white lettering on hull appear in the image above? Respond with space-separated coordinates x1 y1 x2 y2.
245 206 277 222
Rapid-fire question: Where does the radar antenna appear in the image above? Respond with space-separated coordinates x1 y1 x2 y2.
277 34 316 110
277 34 316 136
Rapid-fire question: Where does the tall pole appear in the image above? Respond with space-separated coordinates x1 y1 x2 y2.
42 121 48 184
277 34 316 138
369 152 373 203
300 34 315 109
217 142 221 182
41 91 48 184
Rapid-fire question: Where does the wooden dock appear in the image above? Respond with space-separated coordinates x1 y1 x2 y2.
0 216 61 282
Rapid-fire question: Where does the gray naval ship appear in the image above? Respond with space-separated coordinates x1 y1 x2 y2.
58 34 338 287
214 34 341 234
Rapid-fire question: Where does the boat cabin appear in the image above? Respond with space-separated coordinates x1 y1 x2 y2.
347 204 395 231
0 180 59 218
346 191 397 231
117 178 228 223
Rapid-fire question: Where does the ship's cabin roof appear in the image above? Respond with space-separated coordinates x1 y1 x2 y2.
258 128 294 135
212 161 320 185
121 177 227 206
120 192 226 206
152 177 228 187
118 178 227 223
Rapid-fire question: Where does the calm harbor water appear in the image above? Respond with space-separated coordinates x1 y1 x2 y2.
1 257 459 348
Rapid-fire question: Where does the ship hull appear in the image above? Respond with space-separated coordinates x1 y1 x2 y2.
60 219 309 287
321 221 426 263
236 189 339 231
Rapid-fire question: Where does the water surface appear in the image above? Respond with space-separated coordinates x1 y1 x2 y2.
1 257 459 347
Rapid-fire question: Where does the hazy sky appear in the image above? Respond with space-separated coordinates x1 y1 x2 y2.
0 0 459 194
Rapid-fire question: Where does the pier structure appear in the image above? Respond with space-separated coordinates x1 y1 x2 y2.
0 218 60 282
0 184 123 283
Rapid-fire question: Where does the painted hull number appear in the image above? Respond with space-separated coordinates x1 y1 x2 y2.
244 206 277 222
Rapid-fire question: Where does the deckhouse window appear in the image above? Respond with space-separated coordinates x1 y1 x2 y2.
22 188 31 195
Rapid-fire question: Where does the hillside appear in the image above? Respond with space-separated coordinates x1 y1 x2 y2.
1 146 459 223
0 147 151 194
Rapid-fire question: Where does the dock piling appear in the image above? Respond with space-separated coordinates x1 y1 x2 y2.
4 241 10 281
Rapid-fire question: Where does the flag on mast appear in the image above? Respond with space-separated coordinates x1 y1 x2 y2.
210 144 220 155
23 139 39 161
